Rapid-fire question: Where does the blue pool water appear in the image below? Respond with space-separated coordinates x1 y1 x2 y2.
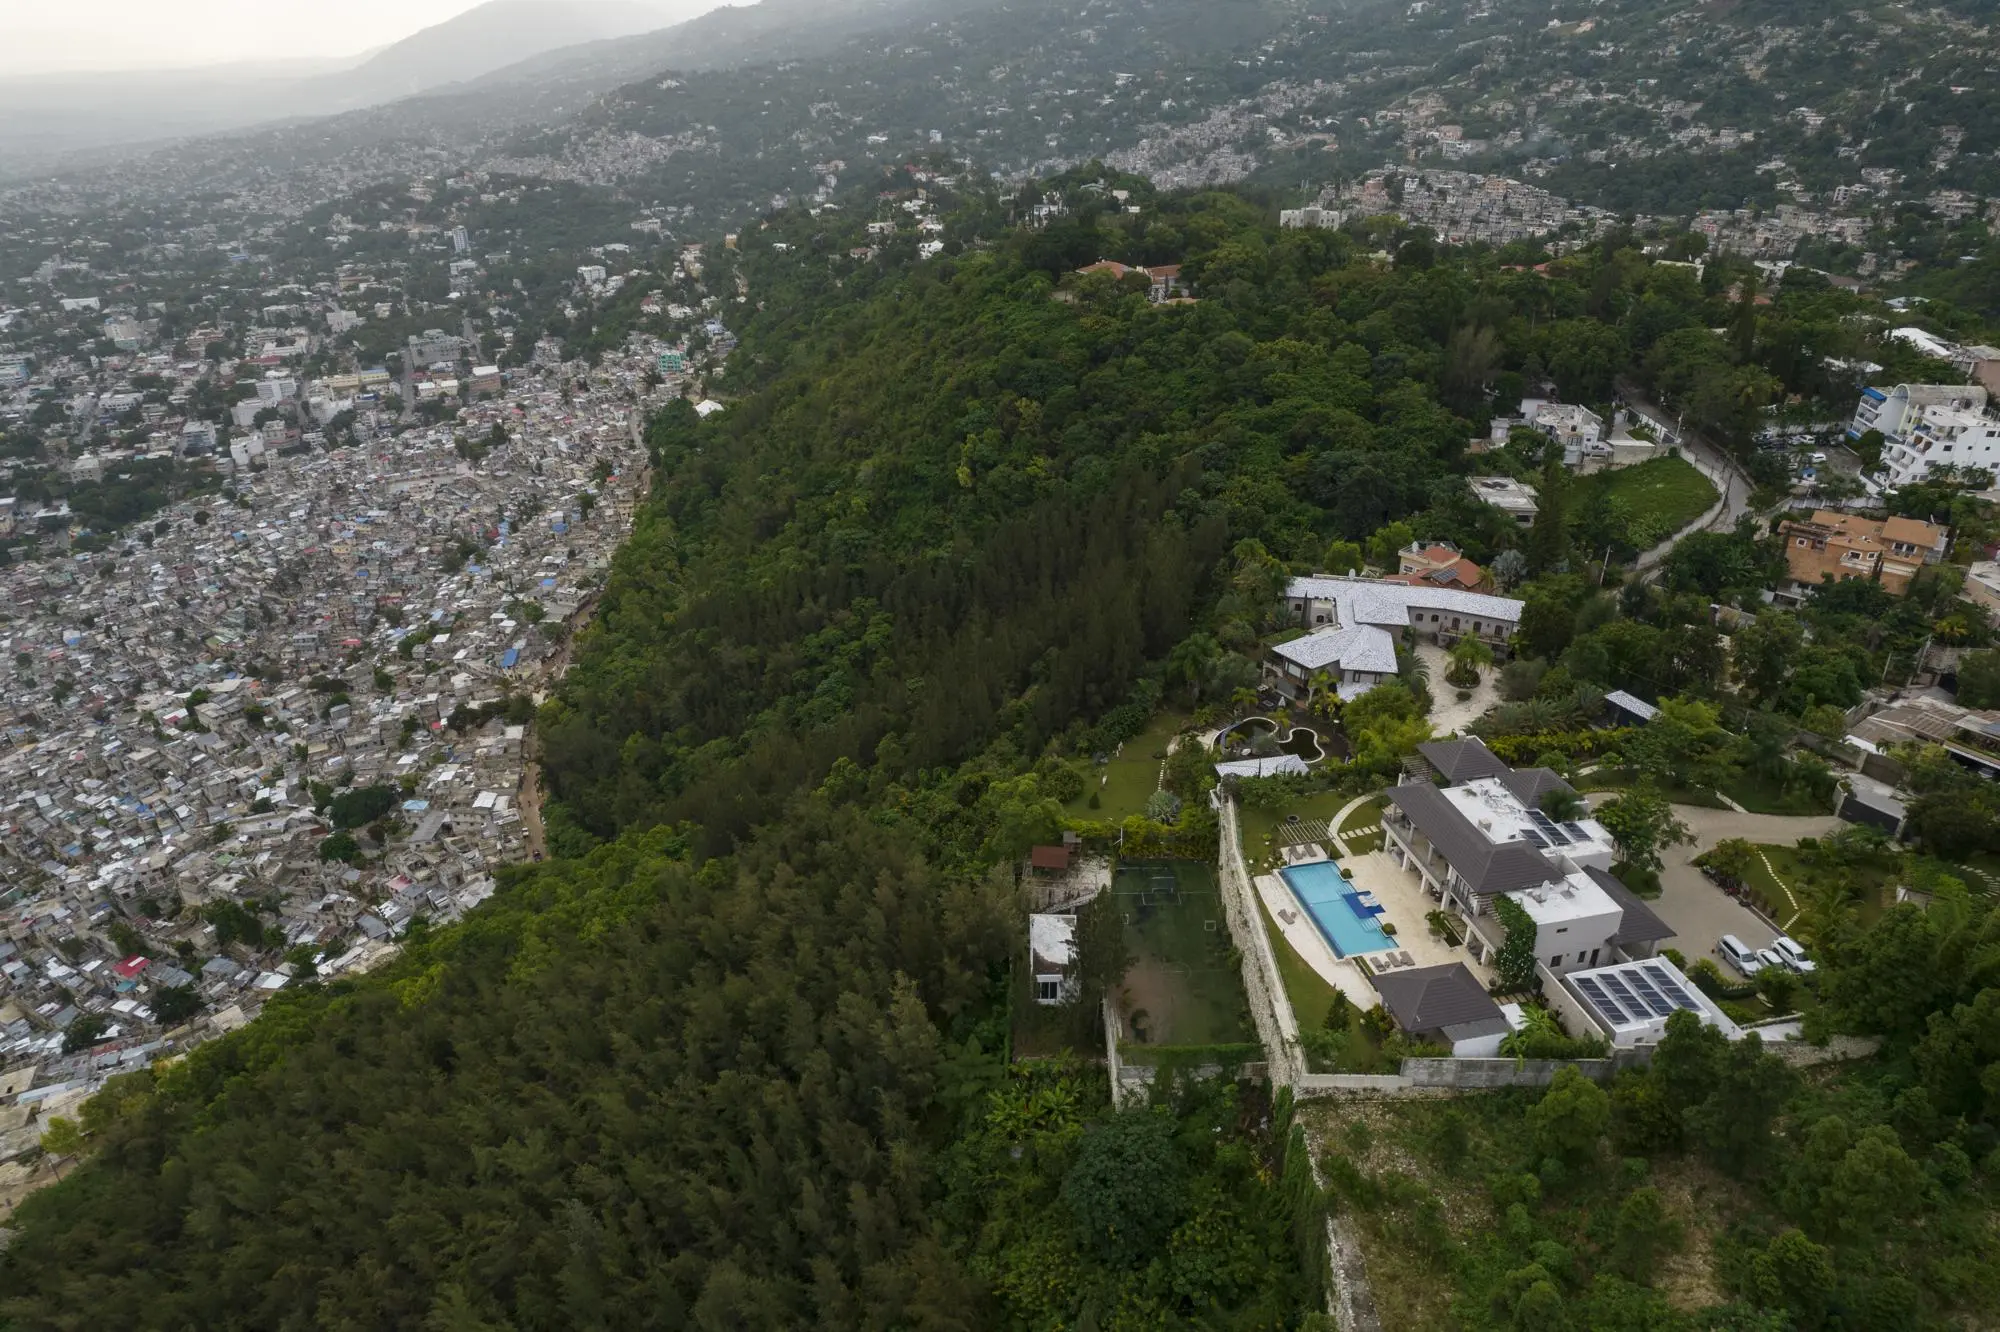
1279 860 1395 958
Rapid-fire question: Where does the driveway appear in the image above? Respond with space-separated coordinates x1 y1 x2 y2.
1418 642 1501 736
1587 799 1844 964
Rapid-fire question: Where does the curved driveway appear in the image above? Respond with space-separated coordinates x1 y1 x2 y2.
1592 796 1845 957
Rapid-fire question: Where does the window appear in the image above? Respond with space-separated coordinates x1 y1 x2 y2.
1035 979 1060 1002
1550 954 1563 967
1588 948 1600 966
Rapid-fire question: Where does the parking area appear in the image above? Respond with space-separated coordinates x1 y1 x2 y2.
1588 798 1842 970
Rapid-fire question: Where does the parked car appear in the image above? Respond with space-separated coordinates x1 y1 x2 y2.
1771 936 1817 974
1810 451 1829 464
1755 946 1786 975
1717 933 1764 977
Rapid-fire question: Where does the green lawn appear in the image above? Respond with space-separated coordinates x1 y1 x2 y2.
1716 769 1832 816
1574 766 1728 809
1337 799 1385 853
1738 847 1800 925
1255 888 1342 1031
1066 711 1188 821
1575 454 1718 535
1741 842 1897 930
1240 789 1355 875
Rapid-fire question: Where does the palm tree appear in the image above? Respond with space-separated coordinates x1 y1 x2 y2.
1445 636 1493 689
1498 1004 1561 1059
1305 670 1341 720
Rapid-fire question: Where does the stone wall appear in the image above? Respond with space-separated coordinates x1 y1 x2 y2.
1217 799 1304 1087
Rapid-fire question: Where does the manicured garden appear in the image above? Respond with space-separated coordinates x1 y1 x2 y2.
1255 890 1343 1032
1064 710 1188 821
1337 798 1385 853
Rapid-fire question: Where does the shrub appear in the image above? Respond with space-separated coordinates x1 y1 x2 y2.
1486 727 1635 765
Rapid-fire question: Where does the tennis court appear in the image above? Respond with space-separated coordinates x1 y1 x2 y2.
1110 860 1255 1049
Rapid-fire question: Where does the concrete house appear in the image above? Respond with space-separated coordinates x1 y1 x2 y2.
1368 962 1510 1056
1267 578 1522 705
1028 913 1079 1006
1381 738 1671 976
1777 510 1947 596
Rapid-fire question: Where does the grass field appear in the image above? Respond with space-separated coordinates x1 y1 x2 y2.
1065 711 1189 821
1740 841 1896 928
1254 888 1342 1031
1573 454 1718 544
1109 860 1255 1052
1574 767 1727 809
1717 769 1833 816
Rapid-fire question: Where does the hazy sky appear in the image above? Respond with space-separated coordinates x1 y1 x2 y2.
1 0 499 76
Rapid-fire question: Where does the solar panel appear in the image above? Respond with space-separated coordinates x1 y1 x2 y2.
1561 822 1590 841
1622 968 1676 1018
1519 829 1548 848
1601 972 1645 1015
1573 974 1628 1024
1642 963 1701 1012
1529 810 1574 846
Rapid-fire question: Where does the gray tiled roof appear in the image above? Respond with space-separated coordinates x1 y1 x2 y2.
1499 767 1576 807
1417 736 1508 784
1369 962 1505 1033
1384 781 1562 894
1585 866 1674 945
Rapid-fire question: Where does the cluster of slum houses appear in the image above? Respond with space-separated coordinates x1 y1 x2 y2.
0 338 686 1160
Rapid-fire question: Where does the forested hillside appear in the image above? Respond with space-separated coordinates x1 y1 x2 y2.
536 171 1947 853
2 174 1992 1327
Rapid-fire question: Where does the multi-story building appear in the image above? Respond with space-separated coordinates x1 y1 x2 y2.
406 330 465 368
1850 383 2000 489
1523 399 1605 468
1381 738 1673 978
1268 577 1522 702
1962 560 2000 623
1849 383 1976 442
1468 475 1539 525
1390 541 1489 592
1777 509 1948 595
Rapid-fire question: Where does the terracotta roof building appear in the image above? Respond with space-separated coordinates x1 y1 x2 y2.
1389 541 1490 592
1777 509 1948 595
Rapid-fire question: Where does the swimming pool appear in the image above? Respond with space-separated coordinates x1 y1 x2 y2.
1279 860 1396 958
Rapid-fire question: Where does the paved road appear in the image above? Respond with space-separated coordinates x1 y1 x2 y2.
1587 796 1843 963
1621 387 1758 573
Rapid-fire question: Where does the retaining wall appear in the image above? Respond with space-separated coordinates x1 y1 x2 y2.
1217 799 1304 1087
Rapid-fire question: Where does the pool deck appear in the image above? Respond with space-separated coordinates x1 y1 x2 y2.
1255 871 1379 1012
1339 849 1498 983
1256 848 1500 1020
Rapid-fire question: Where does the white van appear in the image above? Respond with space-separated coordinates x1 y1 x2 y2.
1771 936 1816 974
1717 934 1763 977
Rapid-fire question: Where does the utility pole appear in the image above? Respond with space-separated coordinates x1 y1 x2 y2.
1907 632 1934 689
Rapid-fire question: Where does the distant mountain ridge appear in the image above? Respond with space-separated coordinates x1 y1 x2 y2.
343 0 698 100
0 0 711 168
